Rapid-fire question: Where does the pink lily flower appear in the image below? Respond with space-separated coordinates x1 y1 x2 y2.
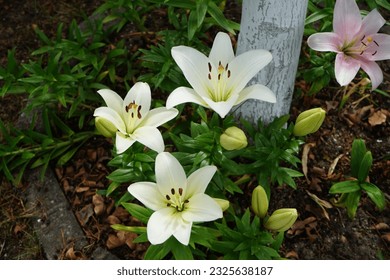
307 0 390 90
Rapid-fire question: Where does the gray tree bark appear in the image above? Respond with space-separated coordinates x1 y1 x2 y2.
233 0 308 124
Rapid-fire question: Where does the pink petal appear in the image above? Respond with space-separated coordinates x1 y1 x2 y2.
366 34 390 61
335 53 360 86
360 9 386 36
360 60 383 90
333 0 361 40
307 32 341 52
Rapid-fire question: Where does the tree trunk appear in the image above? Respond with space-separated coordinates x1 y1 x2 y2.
233 0 308 124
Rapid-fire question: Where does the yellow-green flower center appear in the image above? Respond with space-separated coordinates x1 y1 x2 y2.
165 187 189 212
207 61 233 102
342 35 379 58
125 100 143 134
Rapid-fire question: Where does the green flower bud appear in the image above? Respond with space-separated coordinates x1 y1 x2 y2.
95 117 117 138
293 107 326 136
213 198 230 212
264 208 298 232
251 185 269 218
220 126 248 150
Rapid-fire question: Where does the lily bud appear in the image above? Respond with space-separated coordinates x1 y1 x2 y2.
95 117 117 138
213 198 230 212
251 185 269 218
293 107 326 136
264 208 298 232
220 126 248 150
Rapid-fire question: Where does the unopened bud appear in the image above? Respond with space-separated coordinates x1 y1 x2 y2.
293 108 326 136
264 208 298 232
213 198 230 212
251 185 269 218
220 126 248 150
95 117 117 138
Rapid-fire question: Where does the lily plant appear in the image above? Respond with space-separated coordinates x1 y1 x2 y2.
166 32 276 118
307 0 390 90
128 152 223 245
93 82 178 153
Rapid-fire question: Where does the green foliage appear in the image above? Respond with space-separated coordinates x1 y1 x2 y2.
211 209 282 260
240 115 304 191
329 139 385 219
0 117 93 185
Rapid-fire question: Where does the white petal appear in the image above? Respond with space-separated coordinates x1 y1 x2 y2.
147 208 178 245
124 82 151 116
141 107 178 128
171 46 211 98
209 32 235 67
186 166 217 199
227 49 272 97
172 218 192 246
93 107 126 133
182 193 223 222
307 32 342 52
236 84 276 105
203 94 239 118
155 152 187 197
166 87 209 109
97 89 123 113
335 53 361 86
128 182 165 211
132 126 165 153
115 133 135 154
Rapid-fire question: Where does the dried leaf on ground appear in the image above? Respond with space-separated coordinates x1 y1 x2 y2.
327 154 344 178
302 143 316 183
92 194 105 216
306 190 333 220
368 109 388 126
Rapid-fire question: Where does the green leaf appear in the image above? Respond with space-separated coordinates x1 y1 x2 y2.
351 139 367 178
207 1 237 34
134 153 156 163
56 145 81 166
329 180 361 194
345 191 361 219
187 11 198 41
111 224 147 234
281 167 303 177
305 8 332 25
196 0 208 27
376 0 390 10
121 202 153 224
361 182 386 211
171 241 193 260
357 151 372 182
144 243 171 260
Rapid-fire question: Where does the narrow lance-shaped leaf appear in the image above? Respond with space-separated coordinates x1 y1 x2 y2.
357 151 372 182
329 180 361 194
351 139 367 178
345 191 361 219
361 182 386 211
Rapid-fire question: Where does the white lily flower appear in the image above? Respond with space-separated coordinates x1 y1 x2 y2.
167 32 276 118
128 152 223 245
93 82 178 153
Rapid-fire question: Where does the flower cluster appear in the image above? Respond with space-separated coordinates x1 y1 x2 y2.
307 0 390 90
93 32 277 246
